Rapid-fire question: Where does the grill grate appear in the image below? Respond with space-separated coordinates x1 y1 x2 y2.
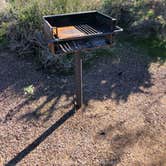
75 24 102 35
57 37 109 54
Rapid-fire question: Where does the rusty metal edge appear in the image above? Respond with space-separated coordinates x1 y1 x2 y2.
43 10 98 19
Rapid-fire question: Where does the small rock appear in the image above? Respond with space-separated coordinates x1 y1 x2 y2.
15 135 20 141
61 79 68 83
101 80 107 85
47 76 51 79
0 156 4 166
99 131 106 136
118 71 123 76
160 96 166 105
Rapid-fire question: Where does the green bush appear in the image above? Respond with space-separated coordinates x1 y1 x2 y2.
6 0 101 41
0 0 165 72
0 18 9 47
3 0 166 44
103 0 166 40
2 0 102 72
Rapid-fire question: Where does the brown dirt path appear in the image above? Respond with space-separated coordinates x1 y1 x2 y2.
0 43 166 166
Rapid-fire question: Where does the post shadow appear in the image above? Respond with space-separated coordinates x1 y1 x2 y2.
5 107 76 166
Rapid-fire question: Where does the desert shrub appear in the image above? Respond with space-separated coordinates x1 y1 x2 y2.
0 21 8 47
1 0 165 72
103 0 166 40
3 0 102 72
8 0 102 35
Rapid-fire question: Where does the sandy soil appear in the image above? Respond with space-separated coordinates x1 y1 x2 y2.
0 43 166 166
0 0 7 12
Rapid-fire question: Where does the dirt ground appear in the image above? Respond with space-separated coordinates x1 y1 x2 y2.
0 43 166 166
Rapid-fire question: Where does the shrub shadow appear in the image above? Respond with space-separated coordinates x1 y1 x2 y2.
1 42 156 122
1 42 163 165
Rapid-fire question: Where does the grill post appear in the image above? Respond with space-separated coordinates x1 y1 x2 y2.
74 52 83 109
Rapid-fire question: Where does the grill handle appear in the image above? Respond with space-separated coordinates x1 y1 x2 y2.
114 26 123 33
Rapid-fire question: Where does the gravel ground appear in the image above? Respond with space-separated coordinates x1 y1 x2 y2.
0 43 166 166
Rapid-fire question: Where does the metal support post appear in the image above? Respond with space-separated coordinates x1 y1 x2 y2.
74 53 83 109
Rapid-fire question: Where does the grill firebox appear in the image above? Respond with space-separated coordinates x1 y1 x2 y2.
43 11 123 109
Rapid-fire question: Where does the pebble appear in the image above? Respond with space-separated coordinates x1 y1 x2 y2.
160 96 166 105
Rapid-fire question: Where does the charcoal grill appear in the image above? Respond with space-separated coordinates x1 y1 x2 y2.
43 11 123 109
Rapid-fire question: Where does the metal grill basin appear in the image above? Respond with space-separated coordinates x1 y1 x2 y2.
43 11 123 43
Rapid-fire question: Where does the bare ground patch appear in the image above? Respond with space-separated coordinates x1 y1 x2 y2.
0 43 166 166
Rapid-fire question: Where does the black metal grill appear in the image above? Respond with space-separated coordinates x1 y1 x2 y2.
43 11 123 109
